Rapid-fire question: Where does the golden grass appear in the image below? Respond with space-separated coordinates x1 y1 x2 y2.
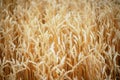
0 0 120 80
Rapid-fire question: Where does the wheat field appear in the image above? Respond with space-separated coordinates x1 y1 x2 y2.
0 0 120 80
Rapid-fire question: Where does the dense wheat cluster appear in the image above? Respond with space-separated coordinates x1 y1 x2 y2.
0 0 120 80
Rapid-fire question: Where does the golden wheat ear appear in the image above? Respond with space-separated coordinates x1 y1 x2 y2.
0 0 120 80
